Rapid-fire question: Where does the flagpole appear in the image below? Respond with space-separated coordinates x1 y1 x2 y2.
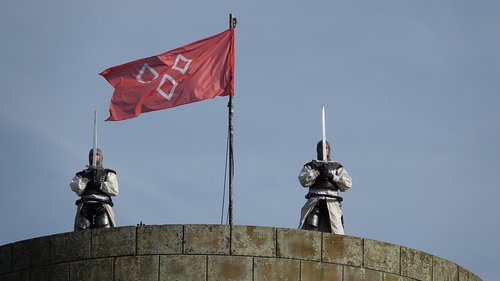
228 13 237 225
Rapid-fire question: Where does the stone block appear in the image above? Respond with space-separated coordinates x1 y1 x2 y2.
433 256 458 281
231 225 276 257
401 246 432 281
208 255 253 281
160 255 206 281
0 243 12 274
344 265 383 281
31 236 50 267
323 233 363 266
115 255 159 281
254 257 300 281
184 225 230 255
137 225 183 255
364 239 400 274
69 258 114 281
51 231 91 263
12 239 31 271
91 226 136 258
277 228 321 261
301 260 342 281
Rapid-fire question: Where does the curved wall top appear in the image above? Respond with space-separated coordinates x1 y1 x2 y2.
0 224 481 281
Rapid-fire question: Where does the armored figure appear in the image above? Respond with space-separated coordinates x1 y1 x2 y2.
70 148 119 231
298 141 352 234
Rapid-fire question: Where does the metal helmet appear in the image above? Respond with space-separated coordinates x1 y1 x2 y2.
88 148 103 167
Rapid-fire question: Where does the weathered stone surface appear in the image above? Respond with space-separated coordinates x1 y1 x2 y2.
1 269 30 281
184 224 230 255
0 224 483 281
383 273 415 281
208 255 253 281
433 256 458 281
277 228 321 261
29 264 71 281
50 263 70 281
323 233 363 266
0 243 12 275
301 260 342 281
30 265 55 281
137 224 182 255
51 230 91 263
12 239 31 271
91 226 136 258
344 265 383 281
160 255 206 281
24 264 69 281
459 266 482 281
231 225 276 257
364 239 400 274
31 236 50 267
70 258 114 281
115 255 159 281
401 246 432 281
254 257 300 281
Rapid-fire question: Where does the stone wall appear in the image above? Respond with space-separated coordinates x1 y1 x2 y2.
0 224 481 281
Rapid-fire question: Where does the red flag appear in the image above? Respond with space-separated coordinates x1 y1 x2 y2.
100 28 235 121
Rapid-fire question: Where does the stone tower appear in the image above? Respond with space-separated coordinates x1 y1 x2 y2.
0 224 481 280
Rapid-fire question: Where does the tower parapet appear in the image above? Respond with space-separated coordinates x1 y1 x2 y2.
0 224 481 280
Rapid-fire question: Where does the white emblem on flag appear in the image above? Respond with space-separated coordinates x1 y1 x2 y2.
136 63 159 83
135 55 191 100
156 74 178 101
172 54 192 74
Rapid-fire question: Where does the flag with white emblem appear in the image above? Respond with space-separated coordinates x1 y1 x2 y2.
100 28 234 121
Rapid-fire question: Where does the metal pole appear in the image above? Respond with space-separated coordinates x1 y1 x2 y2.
228 13 236 225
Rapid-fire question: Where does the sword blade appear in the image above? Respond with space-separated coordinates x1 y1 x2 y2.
92 111 97 167
322 106 327 162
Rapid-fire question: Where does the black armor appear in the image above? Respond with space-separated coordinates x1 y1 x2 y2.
76 168 115 199
306 161 342 190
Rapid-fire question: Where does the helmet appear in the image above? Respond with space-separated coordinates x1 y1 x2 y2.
88 148 103 167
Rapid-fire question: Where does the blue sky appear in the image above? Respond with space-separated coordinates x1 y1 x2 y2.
1 0 499 279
